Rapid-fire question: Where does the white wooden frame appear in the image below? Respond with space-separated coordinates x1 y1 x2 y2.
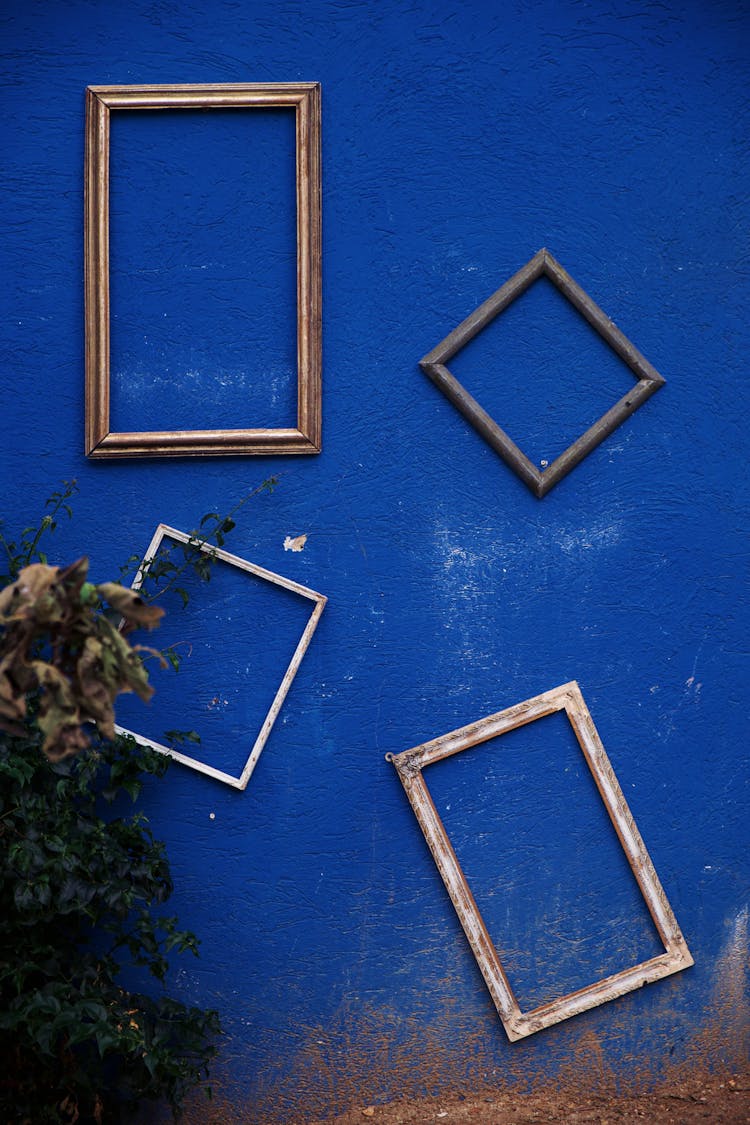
116 523 326 789
387 682 693 1040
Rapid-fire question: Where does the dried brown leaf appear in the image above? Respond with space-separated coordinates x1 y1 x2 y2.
97 583 165 630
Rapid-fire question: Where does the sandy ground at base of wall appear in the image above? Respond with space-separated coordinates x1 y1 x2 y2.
316 1073 750 1125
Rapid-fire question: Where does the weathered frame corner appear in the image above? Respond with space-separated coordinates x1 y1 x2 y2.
420 248 665 498
115 523 326 789
85 82 322 459
386 681 692 1041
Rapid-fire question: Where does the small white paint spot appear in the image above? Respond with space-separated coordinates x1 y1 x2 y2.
209 812 216 820
284 533 308 552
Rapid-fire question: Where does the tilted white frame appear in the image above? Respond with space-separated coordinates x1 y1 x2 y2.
116 523 326 789
387 681 693 1040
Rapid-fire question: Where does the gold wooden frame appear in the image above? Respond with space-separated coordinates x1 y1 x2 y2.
85 83 322 458
387 682 693 1040
115 524 327 789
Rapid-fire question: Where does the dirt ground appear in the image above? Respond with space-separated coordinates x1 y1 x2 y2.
317 1074 750 1125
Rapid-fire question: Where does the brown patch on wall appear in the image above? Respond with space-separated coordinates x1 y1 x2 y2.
672 907 750 1081
181 911 749 1124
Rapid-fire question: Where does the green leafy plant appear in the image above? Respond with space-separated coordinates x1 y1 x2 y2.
0 484 245 1122
0 733 220 1123
117 476 279 607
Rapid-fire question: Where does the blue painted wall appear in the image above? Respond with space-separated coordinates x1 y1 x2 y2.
2 1 748 1119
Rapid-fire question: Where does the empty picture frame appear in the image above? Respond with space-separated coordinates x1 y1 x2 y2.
85 83 322 457
115 523 326 789
420 248 665 497
386 681 693 1041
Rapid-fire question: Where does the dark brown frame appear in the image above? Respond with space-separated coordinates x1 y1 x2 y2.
420 249 665 497
387 682 693 1041
85 83 322 458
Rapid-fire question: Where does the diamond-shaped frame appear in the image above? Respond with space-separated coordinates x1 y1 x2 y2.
420 249 666 497
386 682 693 1041
115 523 326 790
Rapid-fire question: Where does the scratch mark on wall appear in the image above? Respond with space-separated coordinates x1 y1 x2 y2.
713 905 749 1014
555 522 623 553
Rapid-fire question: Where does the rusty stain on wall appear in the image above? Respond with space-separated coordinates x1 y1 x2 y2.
180 960 749 1125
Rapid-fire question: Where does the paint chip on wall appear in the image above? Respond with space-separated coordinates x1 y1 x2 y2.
284 534 308 552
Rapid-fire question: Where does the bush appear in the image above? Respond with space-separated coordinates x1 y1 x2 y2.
0 485 221 1122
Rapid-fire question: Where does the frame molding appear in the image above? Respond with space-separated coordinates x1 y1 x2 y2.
85 83 322 458
420 249 665 497
387 682 693 1040
116 524 327 789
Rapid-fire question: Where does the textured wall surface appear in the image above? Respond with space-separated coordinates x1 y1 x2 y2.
1 1 748 1119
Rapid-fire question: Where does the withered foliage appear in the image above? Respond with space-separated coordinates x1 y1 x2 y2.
0 558 164 761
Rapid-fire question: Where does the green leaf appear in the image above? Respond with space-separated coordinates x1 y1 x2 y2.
123 778 141 802
96 1027 122 1057
164 729 201 746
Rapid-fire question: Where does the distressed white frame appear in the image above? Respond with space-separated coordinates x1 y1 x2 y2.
116 523 326 789
387 681 693 1040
